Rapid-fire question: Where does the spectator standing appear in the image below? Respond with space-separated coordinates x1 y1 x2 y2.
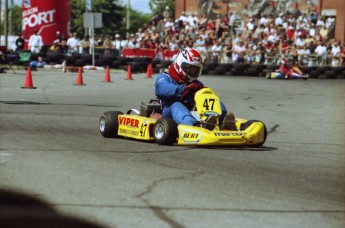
228 12 236 35
103 35 113 56
178 11 188 24
163 6 172 19
15 33 25 52
314 41 327 65
66 32 80 54
210 40 222 63
319 26 329 40
233 40 246 63
330 42 341 66
156 18 166 38
80 35 90 54
112 34 122 56
54 31 62 45
28 30 43 53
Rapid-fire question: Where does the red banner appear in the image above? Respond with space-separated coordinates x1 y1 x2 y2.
22 0 71 47
122 48 157 59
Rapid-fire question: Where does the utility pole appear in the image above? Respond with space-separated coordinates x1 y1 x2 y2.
5 0 9 47
9 0 13 35
0 1 2 46
126 0 130 39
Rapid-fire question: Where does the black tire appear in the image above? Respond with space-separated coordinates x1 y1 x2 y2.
208 70 218 75
309 70 319 78
215 66 226 74
324 70 337 79
153 118 178 145
240 120 267 147
99 111 123 138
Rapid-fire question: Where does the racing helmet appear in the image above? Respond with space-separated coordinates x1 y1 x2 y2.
171 48 203 83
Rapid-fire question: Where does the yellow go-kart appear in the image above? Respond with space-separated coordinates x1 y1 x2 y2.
99 88 267 147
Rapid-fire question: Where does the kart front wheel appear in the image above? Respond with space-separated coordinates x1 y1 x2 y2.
99 111 123 138
241 120 267 147
153 118 178 145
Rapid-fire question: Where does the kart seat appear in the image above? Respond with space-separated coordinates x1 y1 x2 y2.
140 100 162 117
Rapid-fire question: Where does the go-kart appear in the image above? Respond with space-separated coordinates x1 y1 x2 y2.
99 88 267 147
266 66 308 80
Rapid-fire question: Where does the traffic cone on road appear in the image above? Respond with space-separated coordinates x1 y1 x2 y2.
74 67 85 85
125 65 133 80
103 66 112 83
146 63 152 78
21 67 36 89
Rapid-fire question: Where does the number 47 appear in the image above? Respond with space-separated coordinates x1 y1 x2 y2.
203 98 215 110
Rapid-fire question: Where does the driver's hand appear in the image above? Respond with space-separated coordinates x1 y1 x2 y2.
186 83 203 92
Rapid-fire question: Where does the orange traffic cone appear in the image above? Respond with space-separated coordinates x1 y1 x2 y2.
21 67 36 89
103 66 112 82
125 65 133 80
74 67 85 85
146 63 152 78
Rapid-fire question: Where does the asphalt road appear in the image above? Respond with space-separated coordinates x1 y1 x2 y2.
0 69 344 228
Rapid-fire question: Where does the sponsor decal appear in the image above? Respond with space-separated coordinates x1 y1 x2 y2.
119 129 139 136
119 117 139 128
214 132 246 136
22 9 56 30
182 130 201 143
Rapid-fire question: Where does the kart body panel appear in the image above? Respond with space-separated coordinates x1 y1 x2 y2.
116 114 266 146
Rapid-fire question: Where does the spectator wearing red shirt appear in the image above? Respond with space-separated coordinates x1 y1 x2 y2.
279 39 290 54
286 26 295 42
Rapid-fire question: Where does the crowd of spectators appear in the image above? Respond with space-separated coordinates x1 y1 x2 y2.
19 6 345 67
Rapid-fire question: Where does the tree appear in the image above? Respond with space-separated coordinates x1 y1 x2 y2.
0 5 21 35
71 0 152 38
148 0 175 17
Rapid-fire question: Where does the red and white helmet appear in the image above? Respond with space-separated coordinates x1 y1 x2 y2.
172 48 203 83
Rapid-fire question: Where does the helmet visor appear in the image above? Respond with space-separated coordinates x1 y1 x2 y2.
181 62 201 79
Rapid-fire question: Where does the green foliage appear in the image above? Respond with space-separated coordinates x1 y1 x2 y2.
148 0 175 17
71 0 152 38
0 5 22 35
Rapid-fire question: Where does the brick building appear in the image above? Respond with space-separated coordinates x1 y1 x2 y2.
175 0 345 43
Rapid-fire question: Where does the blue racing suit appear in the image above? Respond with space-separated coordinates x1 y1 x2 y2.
155 72 227 125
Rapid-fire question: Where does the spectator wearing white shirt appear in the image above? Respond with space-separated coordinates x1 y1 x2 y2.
112 34 122 55
314 41 327 65
309 24 316 37
233 40 246 63
28 30 43 53
66 32 80 54
275 13 283 26
196 43 209 63
267 32 279 44
210 40 222 63
228 12 236 35
187 13 199 28
316 17 325 28
259 15 268 26
295 36 305 48
246 18 255 31
178 11 188 24
330 42 341 66
297 45 310 65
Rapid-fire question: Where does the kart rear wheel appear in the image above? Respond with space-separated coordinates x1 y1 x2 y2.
241 120 267 147
99 111 123 138
153 118 178 145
